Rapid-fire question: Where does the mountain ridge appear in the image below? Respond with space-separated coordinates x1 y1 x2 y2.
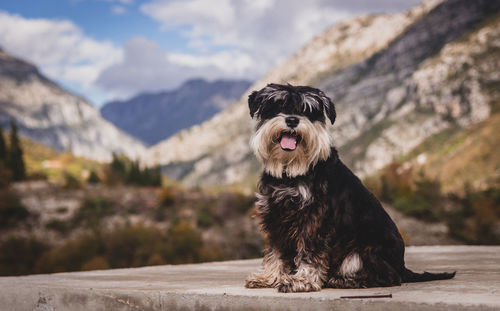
143 0 500 190
0 48 146 162
100 78 251 145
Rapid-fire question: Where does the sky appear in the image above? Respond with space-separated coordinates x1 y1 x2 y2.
0 0 422 107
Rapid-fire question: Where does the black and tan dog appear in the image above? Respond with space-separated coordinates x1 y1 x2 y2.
245 83 455 293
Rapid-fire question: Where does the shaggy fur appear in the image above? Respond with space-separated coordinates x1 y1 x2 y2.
245 83 455 293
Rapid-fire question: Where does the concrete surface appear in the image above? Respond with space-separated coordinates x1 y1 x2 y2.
0 246 499 311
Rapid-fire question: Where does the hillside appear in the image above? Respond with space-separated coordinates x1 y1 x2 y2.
143 0 500 190
402 110 500 194
0 135 458 277
101 79 251 145
0 48 145 162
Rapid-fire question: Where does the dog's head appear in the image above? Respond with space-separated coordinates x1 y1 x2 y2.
248 83 335 178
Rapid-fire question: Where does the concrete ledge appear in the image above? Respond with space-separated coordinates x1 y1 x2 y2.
0 246 499 311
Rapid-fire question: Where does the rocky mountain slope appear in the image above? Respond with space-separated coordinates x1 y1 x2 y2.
0 48 145 162
101 79 250 145
144 0 500 189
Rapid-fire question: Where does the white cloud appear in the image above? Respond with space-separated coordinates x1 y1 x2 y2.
147 0 236 29
0 1 422 105
140 0 351 77
99 0 134 4
167 51 256 76
140 0 421 85
96 37 255 99
111 5 127 15
0 11 122 99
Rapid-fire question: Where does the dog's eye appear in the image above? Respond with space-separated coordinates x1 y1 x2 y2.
302 107 325 122
260 103 281 119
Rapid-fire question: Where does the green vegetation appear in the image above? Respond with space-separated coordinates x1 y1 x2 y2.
0 124 6 163
0 189 30 228
0 237 47 276
404 112 500 195
2 222 210 275
45 219 70 234
365 161 500 244
63 171 82 189
72 197 115 228
104 153 162 187
0 121 27 186
7 120 26 181
0 183 261 276
86 170 100 184
15 133 100 185
373 163 443 222
448 187 500 244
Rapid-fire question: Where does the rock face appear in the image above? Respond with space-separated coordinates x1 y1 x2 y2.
144 0 500 187
0 48 145 161
100 79 251 146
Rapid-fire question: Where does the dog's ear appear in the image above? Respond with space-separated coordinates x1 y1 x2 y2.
319 93 336 125
248 90 262 119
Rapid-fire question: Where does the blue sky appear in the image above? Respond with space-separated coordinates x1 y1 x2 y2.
0 0 421 106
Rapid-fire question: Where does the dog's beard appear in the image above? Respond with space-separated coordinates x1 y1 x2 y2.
251 116 331 178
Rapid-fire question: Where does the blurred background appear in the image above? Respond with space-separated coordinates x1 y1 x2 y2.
0 0 499 276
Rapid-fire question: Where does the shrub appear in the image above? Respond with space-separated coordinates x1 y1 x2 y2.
63 172 81 189
213 192 255 224
147 253 166 266
447 187 500 244
72 197 115 227
155 187 178 221
0 163 12 188
45 219 70 234
380 162 413 202
0 236 47 276
0 189 30 227
28 171 48 181
36 233 102 273
159 187 176 207
103 223 163 268
163 221 203 264
55 206 68 214
87 170 100 184
393 195 437 221
197 205 214 228
81 256 109 271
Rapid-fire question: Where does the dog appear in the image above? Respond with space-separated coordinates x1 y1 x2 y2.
245 83 455 293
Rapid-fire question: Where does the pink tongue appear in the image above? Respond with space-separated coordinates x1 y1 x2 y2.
280 134 297 150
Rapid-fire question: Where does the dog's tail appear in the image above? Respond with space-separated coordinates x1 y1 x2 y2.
402 267 456 283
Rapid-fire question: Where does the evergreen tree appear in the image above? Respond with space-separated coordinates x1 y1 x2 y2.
7 120 26 181
110 153 126 179
126 161 141 185
0 124 6 163
87 170 100 184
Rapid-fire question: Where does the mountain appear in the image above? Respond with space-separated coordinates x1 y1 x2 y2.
143 0 500 190
0 48 145 162
100 79 251 145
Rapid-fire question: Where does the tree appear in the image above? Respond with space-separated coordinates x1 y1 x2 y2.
7 120 26 181
0 125 6 163
126 161 141 185
110 153 127 179
87 170 100 184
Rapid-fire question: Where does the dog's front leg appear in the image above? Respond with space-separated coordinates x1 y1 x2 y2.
245 248 286 288
277 249 328 293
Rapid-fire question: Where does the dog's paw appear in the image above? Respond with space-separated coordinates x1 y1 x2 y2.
245 273 274 288
245 278 264 288
277 279 321 293
327 277 365 289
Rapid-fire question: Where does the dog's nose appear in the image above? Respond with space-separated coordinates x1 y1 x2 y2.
285 116 299 128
